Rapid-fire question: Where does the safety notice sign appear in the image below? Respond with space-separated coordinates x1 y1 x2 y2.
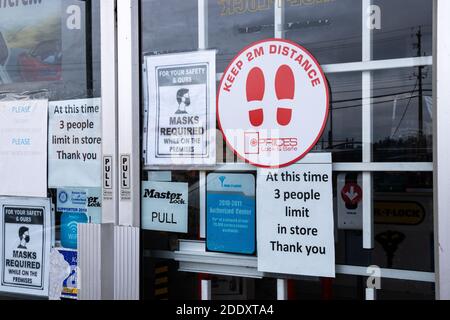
0 197 51 297
217 39 329 168
144 50 216 166
257 153 335 278
48 98 102 188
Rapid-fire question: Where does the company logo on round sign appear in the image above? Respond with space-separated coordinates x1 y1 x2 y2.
217 39 330 168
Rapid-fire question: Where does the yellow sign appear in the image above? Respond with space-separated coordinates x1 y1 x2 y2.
374 201 426 226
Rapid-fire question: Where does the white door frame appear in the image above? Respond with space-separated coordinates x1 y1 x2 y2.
433 0 450 301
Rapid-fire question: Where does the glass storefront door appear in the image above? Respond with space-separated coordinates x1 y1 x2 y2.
132 0 436 300
1 0 446 301
0 0 104 300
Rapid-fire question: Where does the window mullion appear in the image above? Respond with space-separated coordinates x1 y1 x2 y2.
275 0 285 39
198 0 208 50
362 0 375 254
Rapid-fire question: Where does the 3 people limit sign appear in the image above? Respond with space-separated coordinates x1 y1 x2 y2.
257 153 335 278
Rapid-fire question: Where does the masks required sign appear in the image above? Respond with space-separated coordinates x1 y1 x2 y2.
144 50 216 166
0 197 51 297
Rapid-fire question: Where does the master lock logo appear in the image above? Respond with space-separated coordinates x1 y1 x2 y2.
143 189 186 205
218 38 330 168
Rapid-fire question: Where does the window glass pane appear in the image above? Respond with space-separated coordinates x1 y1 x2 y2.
315 72 362 162
378 279 434 300
0 0 102 243
372 67 432 162
284 0 362 64
335 172 433 273
209 0 274 73
141 0 198 54
373 0 432 61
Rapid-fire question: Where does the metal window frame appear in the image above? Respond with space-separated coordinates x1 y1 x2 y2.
117 0 141 227
100 0 119 225
147 240 435 283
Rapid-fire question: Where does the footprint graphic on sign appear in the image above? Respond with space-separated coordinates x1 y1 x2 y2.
275 65 295 126
245 65 295 127
246 67 265 127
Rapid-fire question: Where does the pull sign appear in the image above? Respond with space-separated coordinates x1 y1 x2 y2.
120 155 131 201
103 156 113 201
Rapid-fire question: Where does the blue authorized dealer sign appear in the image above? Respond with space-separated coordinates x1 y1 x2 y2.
206 173 256 255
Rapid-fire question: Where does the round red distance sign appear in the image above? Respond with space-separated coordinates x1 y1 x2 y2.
217 38 330 168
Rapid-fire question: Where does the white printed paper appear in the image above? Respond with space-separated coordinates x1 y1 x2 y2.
48 98 102 188
257 153 335 278
0 197 51 297
145 51 216 166
0 100 48 197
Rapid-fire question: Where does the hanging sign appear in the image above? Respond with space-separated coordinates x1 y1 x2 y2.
48 98 102 188
0 99 48 197
144 50 216 166
141 181 189 233
257 153 335 278
0 197 51 297
337 173 363 230
217 38 329 168
206 173 256 255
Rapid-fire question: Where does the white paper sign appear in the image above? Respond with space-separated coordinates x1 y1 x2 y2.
257 153 335 278
144 51 216 166
0 197 51 297
0 100 48 198
48 98 102 188
141 181 188 233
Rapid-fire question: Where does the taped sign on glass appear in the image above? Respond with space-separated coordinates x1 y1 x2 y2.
144 50 216 166
48 98 102 188
206 173 256 255
257 153 335 278
0 100 48 198
0 197 51 297
217 39 329 168
141 181 188 233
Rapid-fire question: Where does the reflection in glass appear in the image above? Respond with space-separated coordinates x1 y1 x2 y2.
141 0 198 55
0 1 101 101
314 72 362 162
372 68 432 162
373 0 432 61
284 0 362 64
335 172 433 273
209 0 274 73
